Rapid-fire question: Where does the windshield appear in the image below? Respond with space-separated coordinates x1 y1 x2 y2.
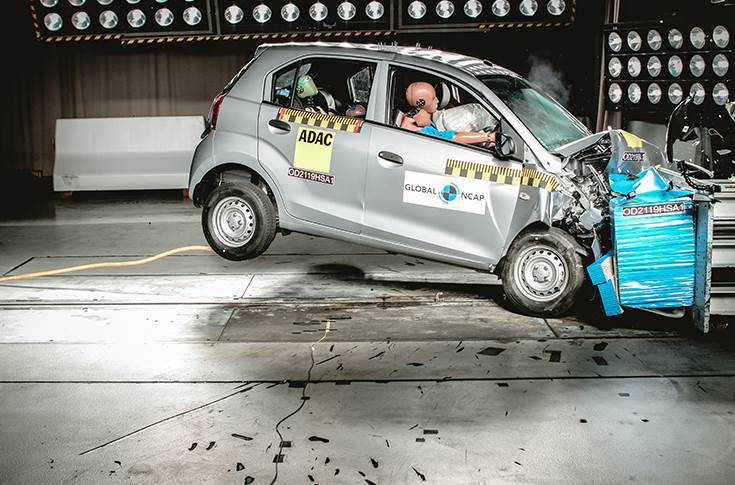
480 75 590 152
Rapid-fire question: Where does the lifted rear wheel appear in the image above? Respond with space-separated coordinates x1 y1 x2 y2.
500 227 586 317
202 181 277 261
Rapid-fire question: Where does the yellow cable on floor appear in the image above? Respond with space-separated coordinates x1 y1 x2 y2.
312 320 332 350
0 245 214 283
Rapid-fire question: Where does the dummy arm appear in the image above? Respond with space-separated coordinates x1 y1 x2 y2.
401 114 496 145
453 131 496 145
400 115 421 131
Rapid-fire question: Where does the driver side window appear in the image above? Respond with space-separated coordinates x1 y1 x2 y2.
388 66 499 146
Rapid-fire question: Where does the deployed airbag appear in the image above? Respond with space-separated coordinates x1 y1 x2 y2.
432 103 498 133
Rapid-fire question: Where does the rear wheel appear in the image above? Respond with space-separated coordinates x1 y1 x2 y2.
202 181 277 261
500 227 586 317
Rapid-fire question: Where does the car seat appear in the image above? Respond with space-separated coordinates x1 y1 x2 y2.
292 75 343 115
292 90 343 114
393 82 449 127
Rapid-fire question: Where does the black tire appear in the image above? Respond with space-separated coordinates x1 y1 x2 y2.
500 227 586 317
202 181 277 261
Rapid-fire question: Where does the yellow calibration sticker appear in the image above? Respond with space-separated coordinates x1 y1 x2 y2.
278 107 363 133
293 127 335 174
444 159 560 192
618 130 643 148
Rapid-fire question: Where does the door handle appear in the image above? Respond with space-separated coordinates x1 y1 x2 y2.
378 151 403 165
268 119 291 132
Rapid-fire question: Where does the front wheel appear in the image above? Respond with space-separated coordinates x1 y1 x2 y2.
202 181 277 261
500 227 586 317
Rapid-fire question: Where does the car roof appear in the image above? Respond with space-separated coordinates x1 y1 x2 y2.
255 42 520 79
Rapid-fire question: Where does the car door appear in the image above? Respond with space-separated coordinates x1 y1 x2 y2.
362 66 523 267
257 57 376 234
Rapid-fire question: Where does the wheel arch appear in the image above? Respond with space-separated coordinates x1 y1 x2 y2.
201 175 279 261
495 221 551 275
498 224 590 317
497 219 594 273
192 162 280 212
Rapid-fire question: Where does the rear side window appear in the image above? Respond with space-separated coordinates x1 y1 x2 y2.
269 57 376 118
272 63 312 107
348 66 373 104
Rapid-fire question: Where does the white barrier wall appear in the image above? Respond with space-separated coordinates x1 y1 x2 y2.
53 116 205 191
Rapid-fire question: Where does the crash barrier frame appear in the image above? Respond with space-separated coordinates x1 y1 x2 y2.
710 180 735 318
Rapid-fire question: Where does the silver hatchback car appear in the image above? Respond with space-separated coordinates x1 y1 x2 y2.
189 42 631 317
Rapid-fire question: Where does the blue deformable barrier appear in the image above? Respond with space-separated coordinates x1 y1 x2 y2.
609 168 696 309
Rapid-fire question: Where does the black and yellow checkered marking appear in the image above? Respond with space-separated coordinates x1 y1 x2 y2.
36 26 394 44
277 107 363 133
45 34 123 42
118 30 394 45
445 159 560 192
29 2 41 40
478 21 572 29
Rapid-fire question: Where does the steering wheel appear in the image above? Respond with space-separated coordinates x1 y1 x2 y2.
480 124 499 149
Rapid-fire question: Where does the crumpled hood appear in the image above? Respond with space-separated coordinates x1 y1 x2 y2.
558 129 677 176
554 131 608 158
606 130 677 176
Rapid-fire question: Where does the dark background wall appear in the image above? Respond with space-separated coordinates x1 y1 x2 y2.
1 1 605 176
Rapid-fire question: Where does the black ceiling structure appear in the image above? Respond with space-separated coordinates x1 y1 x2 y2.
30 0 577 44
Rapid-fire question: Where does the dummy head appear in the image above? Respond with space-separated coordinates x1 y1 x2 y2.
296 75 319 99
405 82 439 114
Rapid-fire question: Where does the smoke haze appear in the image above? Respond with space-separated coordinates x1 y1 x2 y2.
527 55 571 107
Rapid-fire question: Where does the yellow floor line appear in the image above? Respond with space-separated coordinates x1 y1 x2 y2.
0 246 214 283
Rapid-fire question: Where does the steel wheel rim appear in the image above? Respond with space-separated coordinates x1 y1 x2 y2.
513 245 568 302
211 196 256 248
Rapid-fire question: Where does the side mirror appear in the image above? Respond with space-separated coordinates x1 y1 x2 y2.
494 132 516 159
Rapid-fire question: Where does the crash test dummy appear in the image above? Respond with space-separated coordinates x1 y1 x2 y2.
400 81 496 146
295 74 328 114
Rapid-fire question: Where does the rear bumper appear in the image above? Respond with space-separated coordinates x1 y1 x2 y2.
188 132 216 205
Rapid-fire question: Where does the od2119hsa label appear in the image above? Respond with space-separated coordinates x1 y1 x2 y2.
621 202 686 217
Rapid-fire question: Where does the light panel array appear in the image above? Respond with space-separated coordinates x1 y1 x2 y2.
218 0 573 33
399 0 574 29
31 0 576 41
217 0 391 33
605 22 733 110
34 0 212 37
29 0 577 40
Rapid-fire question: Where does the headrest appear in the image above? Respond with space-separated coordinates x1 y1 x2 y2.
436 81 451 109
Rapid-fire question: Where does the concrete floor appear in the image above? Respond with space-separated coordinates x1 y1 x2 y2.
1 194 734 484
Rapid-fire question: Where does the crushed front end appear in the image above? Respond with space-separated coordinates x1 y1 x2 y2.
551 129 715 331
